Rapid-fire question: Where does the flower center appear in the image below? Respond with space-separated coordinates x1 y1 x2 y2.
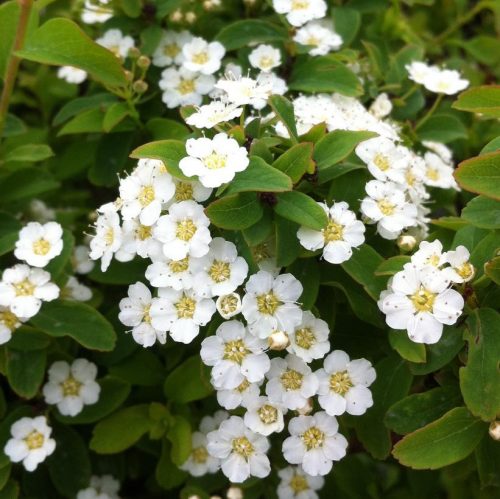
426 168 440 181
374 153 390 171
14 279 35 297
294 327 315 349
61 376 82 397
175 294 196 319
258 404 278 424
323 220 344 242
138 185 155 207
426 254 441 267
231 436 254 458
256 292 282 315
290 474 309 493
104 228 115 246
236 378 250 392
175 182 193 202
306 36 319 47
218 294 239 315
25 431 44 450
177 79 196 95
223 339 249 364
109 45 121 57
33 238 51 256
301 426 325 451
251 243 272 262
192 51 209 65
204 152 227 170
259 56 274 69
176 219 197 241
192 445 208 464
280 369 303 391
292 0 309 10
142 304 152 324
208 260 231 283
163 43 180 58
457 262 474 279
136 224 152 241
377 199 396 216
329 371 352 395
169 257 190 273
405 169 416 186
0 310 18 331
410 287 436 312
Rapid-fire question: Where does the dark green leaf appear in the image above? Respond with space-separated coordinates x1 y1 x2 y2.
167 416 191 466
110 349 165 386
205 193 263 230
0 211 21 256
288 258 320 310
389 330 426 363
268 95 298 143
5 348 46 399
164 356 213 403
272 143 314 183
275 216 302 267
214 20 286 50
461 196 500 229
375 256 411 276
417 114 468 143
274 191 328 230
4 144 54 163
0 168 59 203
452 86 500 118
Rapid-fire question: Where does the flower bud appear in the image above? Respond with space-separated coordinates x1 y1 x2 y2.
397 234 417 252
226 487 243 499
296 398 314 416
216 293 242 319
128 47 141 59
132 80 149 94
124 70 134 82
137 55 151 70
489 421 500 441
185 11 196 23
267 330 289 351
170 9 183 22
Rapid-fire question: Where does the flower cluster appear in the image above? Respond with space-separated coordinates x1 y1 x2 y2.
406 61 469 95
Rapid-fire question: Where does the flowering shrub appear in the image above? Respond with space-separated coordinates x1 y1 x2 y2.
0 0 499 498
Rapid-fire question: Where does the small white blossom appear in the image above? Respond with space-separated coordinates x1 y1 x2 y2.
159 67 215 108
118 218 163 262
180 431 220 477
282 412 348 476
73 245 95 274
422 140 453 164
0 264 59 319
57 66 87 84
0 306 25 345
215 74 272 108
249 45 281 72
29 199 55 223
287 311 330 363
15 222 63 268
244 396 286 436
152 30 193 67
369 93 393 119
297 202 365 264
43 359 100 416
145 255 196 290
217 378 261 410
443 245 475 283
293 20 342 56
63 276 92 302
168 177 213 207
216 292 242 319
277 465 325 499
89 206 123 272
206 416 270 483
406 61 469 95
272 0 327 27
81 0 113 24
182 37 225 75
96 29 135 58
77 475 120 499
411 240 447 269
4 416 56 472
423 152 458 189
185 101 243 129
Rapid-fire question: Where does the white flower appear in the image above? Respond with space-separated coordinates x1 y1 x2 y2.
277 465 325 499
0 264 59 319
118 282 167 347
266 354 318 410
29 199 55 223
14 221 63 268
249 45 281 72
215 74 272 108
96 29 135 58
282 412 348 476
206 415 270 483
81 0 113 24
316 350 375 416
179 133 249 188
361 180 418 240
118 218 163 262
272 0 327 27
423 152 458 189
185 101 243 129
73 245 95 274
57 66 87 84
378 262 464 344
242 271 303 339
89 206 123 272
244 396 286 436
217 378 261 410
145 255 196 290
411 240 446 269
150 287 216 343
63 276 92 302
152 30 193 67
422 140 453 164
297 202 365 264
77 475 120 499
369 93 393 119
0 307 25 345
200 410 229 433
119 159 175 226
192 238 249 298
443 245 475 283
287 311 330 363
253 72 288 109
153 200 211 261
180 431 220 477
201 320 270 389
168 177 213 206
4 416 56 472
182 37 225 75
406 61 434 85
216 292 242 319
355 137 409 183
293 20 342 56
43 359 100 416
406 61 469 95
160 67 215 108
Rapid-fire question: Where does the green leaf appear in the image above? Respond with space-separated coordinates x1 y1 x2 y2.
389 330 426 363
476 436 500 488
130 139 190 180
90 405 152 454
454 151 500 200
470 231 500 277
5 348 46 399
47 423 91 497
164 356 213 403
417 114 468 143
121 0 142 17
452 85 500 118
110 349 165 386
156 439 187 490
463 36 500 66
0 168 59 204
18 18 127 88
102 102 131 132
8 326 50 351
314 130 377 170
146 118 190 141
0 211 21 256
45 229 74 279
287 258 320 310
0 481 19 499
485 256 500 284
57 108 105 136
268 95 298 143
385 386 463 435
53 93 117 126
0 463 11 491
225 157 292 195
430 216 469 231
392 407 487 470
332 7 361 45
55 376 131 424
481 136 500 154
460 308 500 421
205 193 263 230
89 258 148 285
31 300 116 351
2 114 27 137
461 196 500 229
272 143 314 183
167 416 191 466
275 216 302 267
3 144 54 163
273 191 328 230
290 56 363 96
375 255 411 276
214 20 287 50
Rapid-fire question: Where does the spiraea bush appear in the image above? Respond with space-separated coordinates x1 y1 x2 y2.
0 0 499 498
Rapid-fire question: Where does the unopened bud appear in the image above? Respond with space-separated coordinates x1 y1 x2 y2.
132 80 149 94
185 11 196 23
296 398 314 416
170 9 183 22
226 486 243 499
124 70 134 82
397 234 417 252
128 47 141 59
489 421 500 441
137 55 151 70
216 293 242 319
267 330 289 351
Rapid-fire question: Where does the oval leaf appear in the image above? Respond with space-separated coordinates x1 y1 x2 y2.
274 191 328 230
